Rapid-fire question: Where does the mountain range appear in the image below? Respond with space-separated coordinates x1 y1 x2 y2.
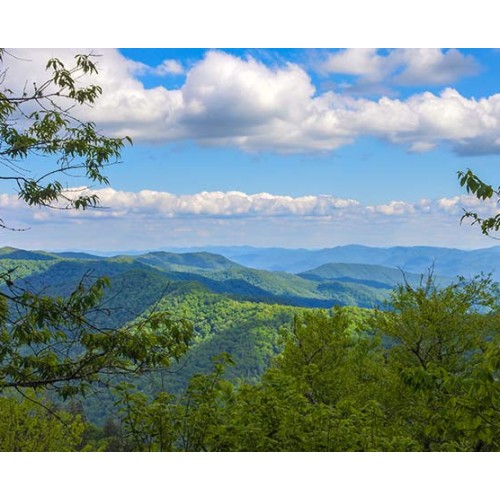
2 244 498 418
0 245 500 316
156 244 500 279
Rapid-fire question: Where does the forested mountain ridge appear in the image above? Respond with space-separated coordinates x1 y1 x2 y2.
0 247 391 309
81 285 375 423
134 251 244 272
75 275 500 451
166 244 500 279
1 245 499 451
1 245 491 311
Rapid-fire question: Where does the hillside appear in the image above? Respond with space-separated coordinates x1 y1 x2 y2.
134 251 244 273
0 247 57 261
0 247 392 309
1 246 473 311
82 285 374 423
1 245 484 395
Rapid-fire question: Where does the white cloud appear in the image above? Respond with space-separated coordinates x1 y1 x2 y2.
408 141 436 153
321 48 394 82
395 49 479 86
1 188 496 222
1 189 497 250
369 200 416 216
320 48 480 87
152 59 184 76
2 48 498 155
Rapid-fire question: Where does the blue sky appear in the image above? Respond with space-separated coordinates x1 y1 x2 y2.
1 48 499 251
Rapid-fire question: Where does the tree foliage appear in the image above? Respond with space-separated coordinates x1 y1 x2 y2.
0 48 130 229
0 270 193 398
108 275 499 452
0 392 85 451
458 169 500 236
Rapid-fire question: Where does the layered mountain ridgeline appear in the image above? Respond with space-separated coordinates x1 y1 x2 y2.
297 262 453 288
168 244 500 280
0 246 475 393
0 245 421 418
2 246 500 449
0 246 491 380
1 245 491 337
2 245 493 327
0 246 403 310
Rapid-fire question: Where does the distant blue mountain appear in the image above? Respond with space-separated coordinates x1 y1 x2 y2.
160 244 500 280
298 262 431 288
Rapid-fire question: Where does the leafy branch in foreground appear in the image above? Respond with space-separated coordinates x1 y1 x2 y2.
458 169 500 236
0 48 131 229
0 271 193 398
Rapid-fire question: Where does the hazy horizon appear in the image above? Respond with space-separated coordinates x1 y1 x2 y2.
5 242 500 257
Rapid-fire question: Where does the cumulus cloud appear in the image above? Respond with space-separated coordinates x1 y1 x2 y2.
1 189 496 250
3 48 498 155
1 188 496 223
320 48 480 87
151 59 184 76
320 48 391 81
